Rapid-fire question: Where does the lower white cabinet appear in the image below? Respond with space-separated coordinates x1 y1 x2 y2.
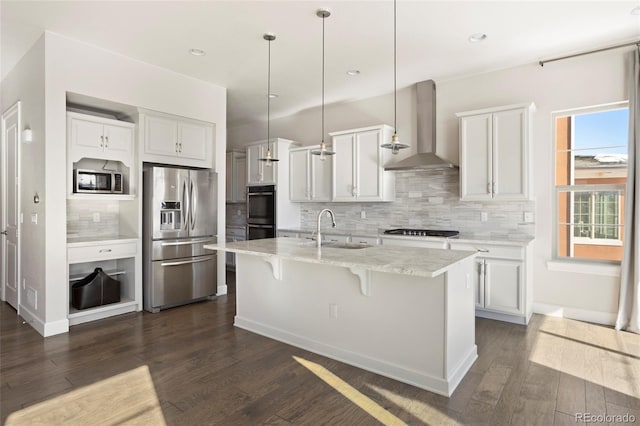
381 237 448 249
450 241 532 324
67 238 142 326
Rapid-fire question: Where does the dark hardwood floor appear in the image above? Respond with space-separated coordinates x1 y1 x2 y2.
1 272 639 425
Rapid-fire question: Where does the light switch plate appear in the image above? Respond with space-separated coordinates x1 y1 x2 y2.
524 212 534 223
31 213 37 224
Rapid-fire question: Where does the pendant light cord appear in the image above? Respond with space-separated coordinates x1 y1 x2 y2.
267 37 271 151
321 14 326 146
393 0 397 137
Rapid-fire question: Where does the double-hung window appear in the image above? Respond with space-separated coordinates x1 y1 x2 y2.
554 102 628 262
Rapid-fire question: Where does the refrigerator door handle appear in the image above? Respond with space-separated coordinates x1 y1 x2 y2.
160 256 213 267
182 179 189 231
160 238 215 247
190 178 197 231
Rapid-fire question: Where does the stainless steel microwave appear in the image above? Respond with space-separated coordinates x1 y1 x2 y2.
73 169 123 194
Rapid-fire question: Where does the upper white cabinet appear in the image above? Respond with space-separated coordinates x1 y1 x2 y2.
226 151 247 203
246 138 296 186
67 112 134 165
457 103 534 201
289 146 332 202
330 125 395 202
138 110 214 168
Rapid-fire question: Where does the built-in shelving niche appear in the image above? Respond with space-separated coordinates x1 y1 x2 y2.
67 257 135 322
70 158 133 200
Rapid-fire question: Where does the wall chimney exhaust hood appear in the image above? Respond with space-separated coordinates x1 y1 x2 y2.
384 80 457 171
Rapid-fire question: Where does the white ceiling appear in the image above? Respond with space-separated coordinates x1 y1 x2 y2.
2 1 638 127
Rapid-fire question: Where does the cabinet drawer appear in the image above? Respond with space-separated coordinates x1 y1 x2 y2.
68 242 137 263
449 242 523 260
381 237 448 249
322 234 349 244
350 235 379 245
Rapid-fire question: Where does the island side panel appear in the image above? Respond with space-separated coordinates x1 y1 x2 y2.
444 257 478 394
234 253 454 394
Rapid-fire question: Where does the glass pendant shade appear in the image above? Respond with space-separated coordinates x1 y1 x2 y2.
259 33 280 164
381 0 409 154
311 9 336 160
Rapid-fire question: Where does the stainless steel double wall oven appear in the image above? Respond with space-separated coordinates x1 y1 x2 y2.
246 184 276 240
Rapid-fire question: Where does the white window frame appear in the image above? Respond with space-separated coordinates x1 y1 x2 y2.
552 101 628 263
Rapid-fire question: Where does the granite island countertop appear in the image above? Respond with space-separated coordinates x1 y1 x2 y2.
205 237 476 278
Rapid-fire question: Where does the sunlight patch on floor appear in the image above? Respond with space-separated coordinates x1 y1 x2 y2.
367 383 454 425
529 316 640 400
6 365 166 426
293 356 406 426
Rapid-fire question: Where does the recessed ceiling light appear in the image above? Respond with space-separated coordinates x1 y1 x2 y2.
268 94 278 99
468 33 487 43
189 48 206 56
347 70 361 76
631 6 640 15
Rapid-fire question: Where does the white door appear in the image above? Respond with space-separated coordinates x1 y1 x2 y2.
70 117 104 154
246 144 263 185
103 123 133 159
354 129 382 201
2 102 21 311
311 153 332 201
145 115 178 157
460 113 493 200
289 149 310 201
492 108 526 199
332 133 355 201
484 258 523 315
178 121 207 161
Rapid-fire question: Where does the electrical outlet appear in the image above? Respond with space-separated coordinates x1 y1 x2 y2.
480 212 488 222
360 210 366 219
93 212 100 222
524 212 534 223
31 213 38 224
329 303 338 319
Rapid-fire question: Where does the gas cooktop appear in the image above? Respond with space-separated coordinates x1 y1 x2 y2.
383 229 460 238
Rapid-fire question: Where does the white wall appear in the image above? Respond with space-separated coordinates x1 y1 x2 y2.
228 47 632 322
437 48 630 322
2 31 227 335
0 36 46 325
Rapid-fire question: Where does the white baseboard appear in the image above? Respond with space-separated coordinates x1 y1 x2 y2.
18 305 69 337
533 302 616 326
235 315 467 397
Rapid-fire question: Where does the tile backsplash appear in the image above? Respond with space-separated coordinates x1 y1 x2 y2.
67 199 120 238
300 169 534 238
226 203 246 228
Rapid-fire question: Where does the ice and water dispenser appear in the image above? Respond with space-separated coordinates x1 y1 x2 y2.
160 201 181 231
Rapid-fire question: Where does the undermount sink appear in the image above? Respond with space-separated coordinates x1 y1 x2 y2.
302 241 369 250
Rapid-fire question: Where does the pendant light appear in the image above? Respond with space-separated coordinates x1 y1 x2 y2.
311 9 335 161
259 33 279 166
380 0 409 154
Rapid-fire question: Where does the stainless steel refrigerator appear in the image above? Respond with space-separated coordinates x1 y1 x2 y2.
143 165 217 313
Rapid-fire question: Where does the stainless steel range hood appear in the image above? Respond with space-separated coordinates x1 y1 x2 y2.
384 80 457 171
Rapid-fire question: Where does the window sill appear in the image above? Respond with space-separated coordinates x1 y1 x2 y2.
546 260 620 277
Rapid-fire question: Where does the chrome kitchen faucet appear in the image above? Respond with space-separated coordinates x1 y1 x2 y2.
316 208 337 248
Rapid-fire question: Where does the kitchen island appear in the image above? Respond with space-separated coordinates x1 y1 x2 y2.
205 237 477 396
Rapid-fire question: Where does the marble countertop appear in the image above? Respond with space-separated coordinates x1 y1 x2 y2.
278 228 534 247
67 235 138 246
205 237 476 278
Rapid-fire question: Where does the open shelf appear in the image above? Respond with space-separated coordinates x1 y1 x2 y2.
68 298 138 326
69 269 126 282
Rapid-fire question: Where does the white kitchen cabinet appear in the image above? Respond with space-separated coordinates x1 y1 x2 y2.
226 151 247 203
246 140 282 185
67 112 134 165
139 110 214 168
67 238 142 326
449 240 532 324
289 146 332 202
381 237 448 249
330 125 395 202
457 103 534 201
